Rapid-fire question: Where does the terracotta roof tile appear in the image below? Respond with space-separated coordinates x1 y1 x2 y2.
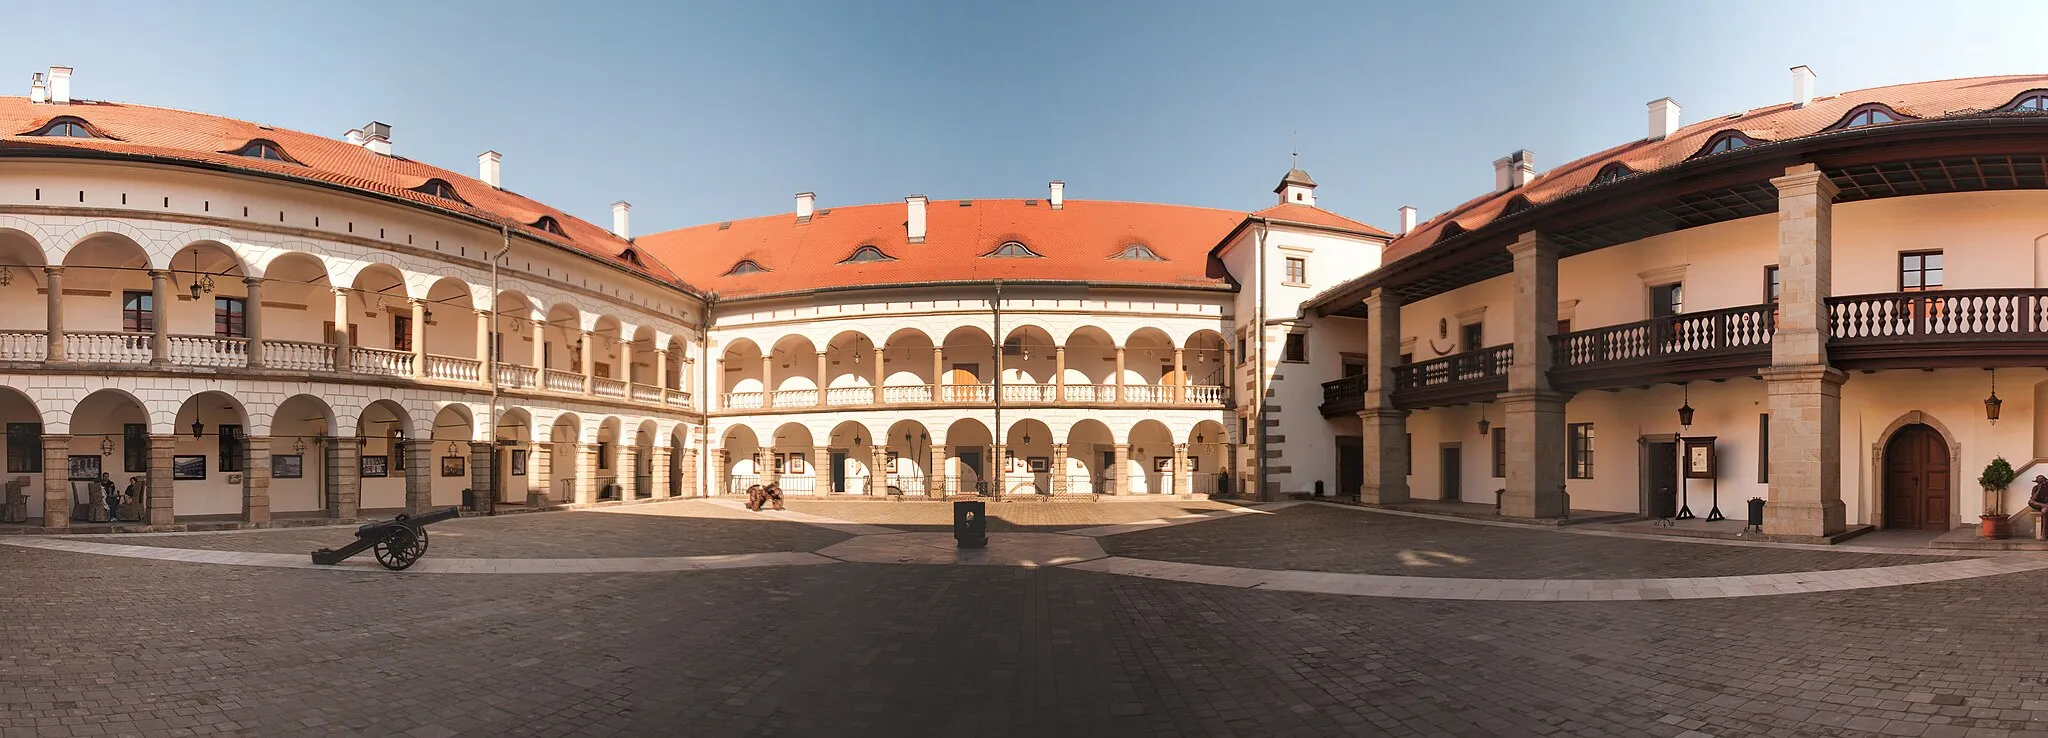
1251 203 1392 237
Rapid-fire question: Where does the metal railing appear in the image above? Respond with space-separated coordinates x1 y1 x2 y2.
263 339 333 371
777 474 817 495
168 335 248 368
423 353 482 383
495 363 537 389
543 369 584 393
825 387 872 406
591 377 627 399
67 331 151 363
350 346 414 377
1063 475 1102 495
769 389 817 407
726 474 763 496
0 331 46 362
882 475 929 496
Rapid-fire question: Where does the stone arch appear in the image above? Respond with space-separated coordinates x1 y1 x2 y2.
1870 410 1963 532
50 220 154 267
164 229 252 276
331 253 423 299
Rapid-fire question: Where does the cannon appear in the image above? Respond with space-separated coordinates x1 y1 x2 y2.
310 507 460 570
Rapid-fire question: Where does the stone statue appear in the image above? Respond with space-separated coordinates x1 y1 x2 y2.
2030 475 2048 512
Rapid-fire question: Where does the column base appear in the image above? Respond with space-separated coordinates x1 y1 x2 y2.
1762 498 1847 538
1500 389 1569 520
1357 407 1409 505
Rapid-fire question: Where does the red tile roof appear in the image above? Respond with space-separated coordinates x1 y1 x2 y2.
1386 74 2048 264
1251 203 1391 237
0 97 674 284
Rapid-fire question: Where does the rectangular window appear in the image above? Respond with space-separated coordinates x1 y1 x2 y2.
1650 283 1683 318
213 297 246 338
1283 257 1307 285
124 423 148 473
1900 250 1943 292
1398 352 1413 366
1757 413 1770 484
218 424 246 472
1404 433 1412 475
1235 334 1247 362
598 442 611 470
392 314 413 351
1567 423 1594 479
1341 359 1366 378
493 332 506 362
1490 427 1505 478
1281 333 1307 362
1556 319 1573 336
1460 323 1484 352
1764 265 1781 303
6 423 42 473
122 291 154 332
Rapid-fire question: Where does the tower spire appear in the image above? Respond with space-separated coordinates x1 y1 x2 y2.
1291 129 1298 169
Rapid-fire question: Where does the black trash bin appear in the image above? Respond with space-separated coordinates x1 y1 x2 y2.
954 500 988 549
1746 497 1766 532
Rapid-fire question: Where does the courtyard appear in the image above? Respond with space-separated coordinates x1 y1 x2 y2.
2 500 2047 737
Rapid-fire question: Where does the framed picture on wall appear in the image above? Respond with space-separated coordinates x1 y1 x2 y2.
510 450 528 477
272 454 303 479
1027 456 1049 473
441 455 466 478
1188 457 1200 473
1153 456 1173 472
172 455 207 480
360 455 389 478
885 451 900 474
68 454 101 481
1682 436 1717 479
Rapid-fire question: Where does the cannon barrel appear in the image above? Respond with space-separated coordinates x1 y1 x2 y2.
407 506 461 528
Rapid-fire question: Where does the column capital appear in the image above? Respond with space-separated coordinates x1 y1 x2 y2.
1505 230 1558 258
332 286 350 297
242 276 264 288
1771 163 1841 200
1758 365 1848 387
42 265 63 276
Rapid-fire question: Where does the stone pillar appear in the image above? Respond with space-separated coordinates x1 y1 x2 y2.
871 348 886 405
39 435 68 528
657 349 670 398
326 436 361 519
403 441 432 514
931 346 943 401
1114 347 1127 403
1054 346 1066 401
529 442 553 506
711 448 728 497
530 317 546 379
1173 348 1187 403
813 444 831 495
932 445 949 496
1501 232 1568 519
575 442 598 504
991 443 1007 498
816 351 829 407
681 447 698 498
148 435 177 525
1360 288 1410 505
148 270 171 365
470 441 496 513
409 299 428 379
242 436 271 523
243 278 265 368
1764 163 1847 538
1050 444 1069 495
760 353 774 404
1110 443 1129 496
580 331 597 395
43 267 64 362
651 445 672 498
619 444 642 500
332 288 353 372
869 444 889 495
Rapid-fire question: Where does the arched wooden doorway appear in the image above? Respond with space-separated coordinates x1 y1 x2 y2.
1883 423 1952 530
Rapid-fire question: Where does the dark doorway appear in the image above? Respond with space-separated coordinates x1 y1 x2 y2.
957 450 984 495
830 451 848 494
1644 440 1677 518
1440 445 1461 502
1336 435 1363 499
1884 423 1952 530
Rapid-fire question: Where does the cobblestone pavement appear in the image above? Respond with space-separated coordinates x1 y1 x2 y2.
1102 505 1972 579
779 498 1240 532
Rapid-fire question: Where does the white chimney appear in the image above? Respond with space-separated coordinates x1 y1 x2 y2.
1048 181 1065 210
478 151 502 189
28 73 46 104
1399 206 1417 235
905 195 928 243
344 128 367 146
1493 150 1535 192
361 121 391 155
1647 97 1681 141
611 201 632 239
795 192 815 223
1792 65 1816 107
47 66 71 105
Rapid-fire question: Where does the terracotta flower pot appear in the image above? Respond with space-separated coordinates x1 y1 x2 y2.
1981 515 2007 540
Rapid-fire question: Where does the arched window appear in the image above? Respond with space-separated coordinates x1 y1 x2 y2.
2009 94 2048 112
1700 132 1753 156
1591 163 1634 186
840 245 894 264
726 260 767 276
533 216 566 236
1502 196 1534 217
1842 108 1897 128
412 179 464 202
232 140 292 162
1111 243 1165 261
28 117 96 138
986 240 1041 258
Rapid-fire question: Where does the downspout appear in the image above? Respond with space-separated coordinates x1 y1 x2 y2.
1254 221 1269 501
487 225 506 512
699 295 716 497
992 279 1003 498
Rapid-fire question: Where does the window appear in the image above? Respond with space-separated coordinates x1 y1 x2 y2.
1490 427 1505 478
392 313 413 352
1900 251 1942 291
413 179 464 202
1283 257 1307 285
841 246 894 264
1839 106 1899 129
533 216 566 236
1112 244 1166 261
1757 413 1770 484
1567 423 1594 479
1399 352 1413 366
597 442 611 470
122 291 154 332
2012 94 2048 112
1404 433 1412 476
6 423 42 473
218 424 246 473
31 118 95 138
1651 283 1683 318
233 140 291 162
726 260 767 276
214 297 246 339
1764 265 1781 303
1281 333 1307 362
987 241 1042 258
1703 132 1751 155
124 423 148 473
493 332 505 362
1592 163 1633 185
1236 334 1247 362
621 249 643 266
1556 320 1573 336
1460 323 1483 352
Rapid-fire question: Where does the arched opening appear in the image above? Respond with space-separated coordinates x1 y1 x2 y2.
1123 328 1175 403
1065 419 1115 495
1001 324 1057 400
0 386 47 522
942 418 992 495
669 423 691 497
595 417 622 499
540 303 583 388
719 338 765 408
1003 419 1053 496
1882 422 1953 531
354 399 412 513
0 229 49 358
769 422 815 494
345 265 411 376
1063 326 1116 402
60 232 153 363
884 419 933 496
826 421 874 494
721 424 762 495
171 391 250 518
663 336 686 393
823 330 878 406
633 419 657 498
627 325 657 388
1127 420 1175 494
429 404 475 508
1184 330 1229 403
589 315 624 384
421 277 479 382
940 327 993 402
881 328 936 402
494 407 532 505
1189 420 1229 496
164 241 251 366
546 413 581 503
271 394 335 517
62 390 149 524
768 335 820 406
263 252 336 370
491 291 540 388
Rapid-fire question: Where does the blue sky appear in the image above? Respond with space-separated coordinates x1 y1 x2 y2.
9 0 2044 234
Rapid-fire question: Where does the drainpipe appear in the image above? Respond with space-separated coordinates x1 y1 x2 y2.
486 225 506 512
699 295 717 497
992 279 1003 498
1254 222 1269 501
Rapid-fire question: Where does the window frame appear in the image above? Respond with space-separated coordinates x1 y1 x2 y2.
31 118 97 138
1490 427 1505 478
121 290 155 333
726 260 768 276
840 245 894 264
1764 265 1780 304
1280 333 1308 363
392 313 413 352
1899 250 1944 292
218 424 246 473
1567 423 1594 479
214 296 247 339
1757 413 1770 484
1111 244 1166 261
6 422 42 474
1283 256 1308 286
986 240 1042 258
1650 282 1684 318
124 423 148 474
2009 93 2048 112
1459 322 1484 352
232 140 293 163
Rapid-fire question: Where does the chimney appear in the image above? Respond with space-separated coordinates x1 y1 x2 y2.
361 121 391 155
1399 206 1417 235
611 201 632 239
478 151 502 189
47 66 71 105
1647 97 1681 141
28 72 46 104
905 195 927 243
795 192 816 223
1792 65 1816 107
1048 181 1065 210
1493 150 1535 192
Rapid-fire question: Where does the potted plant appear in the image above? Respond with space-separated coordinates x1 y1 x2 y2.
1979 456 2017 539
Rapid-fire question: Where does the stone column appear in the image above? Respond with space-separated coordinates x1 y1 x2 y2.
530 318 546 380
1110 443 1129 496
403 441 432 514
1764 163 1848 538
813 444 831 495
816 351 829 407
871 348 886 405
932 445 949 496
1173 443 1191 496
760 353 774 405
930 346 943 401
332 288 353 372
647 445 669 498
575 442 598 504
869 444 889 495
1054 346 1066 402
1501 231 1569 519
711 448 728 497
243 278 265 368
43 267 64 362
619 444 642 500
326 436 361 519
39 435 68 528
1114 347 1127 403
242 436 271 523
656 349 670 399
580 331 597 395
409 299 428 379
1050 444 1069 495
470 441 496 513
529 442 553 506
991 442 1007 498
148 270 171 365
1173 348 1187 403
681 447 698 498
1360 288 1410 505
148 435 178 525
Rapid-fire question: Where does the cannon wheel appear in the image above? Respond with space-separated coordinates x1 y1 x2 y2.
373 527 428 571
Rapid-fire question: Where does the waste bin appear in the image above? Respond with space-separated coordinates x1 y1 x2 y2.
1746 497 1766 532
954 500 988 549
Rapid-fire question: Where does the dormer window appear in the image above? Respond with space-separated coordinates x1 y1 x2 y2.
1111 244 1165 261
726 259 767 276
1700 132 1754 156
1836 105 1903 129
533 216 566 236
986 240 1041 258
841 245 894 264
620 249 643 266
2009 93 2048 112
28 117 97 138
412 179 464 202
232 140 293 163
1591 163 1634 186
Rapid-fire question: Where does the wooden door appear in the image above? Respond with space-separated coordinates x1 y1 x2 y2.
1883 424 1951 530
1336 436 1363 499
1644 441 1677 518
1440 445 1461 502
948 363 980 401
